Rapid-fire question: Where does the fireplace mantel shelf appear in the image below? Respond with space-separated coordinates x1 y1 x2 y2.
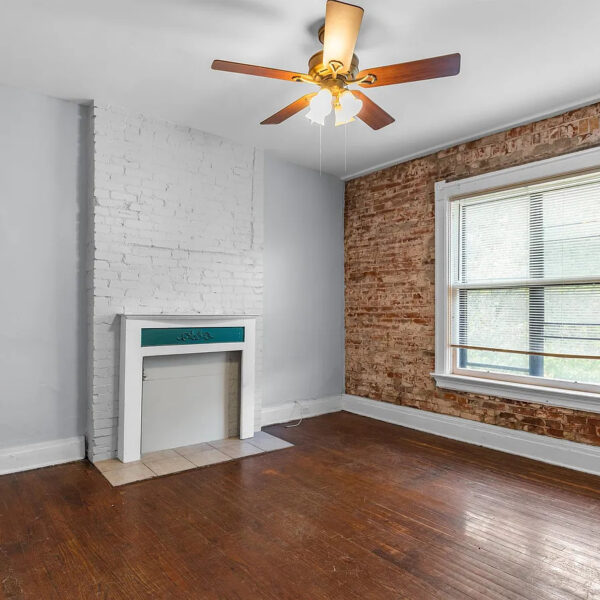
121 314 259 320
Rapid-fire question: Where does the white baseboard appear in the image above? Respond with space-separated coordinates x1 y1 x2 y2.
261 395 342 427
0 436 85 476
342 394 600 477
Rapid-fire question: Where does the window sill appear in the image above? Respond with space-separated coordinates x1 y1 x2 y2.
431 373 600 414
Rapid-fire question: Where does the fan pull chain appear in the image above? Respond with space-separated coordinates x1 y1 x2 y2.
319 124 322 176
344 123 347 174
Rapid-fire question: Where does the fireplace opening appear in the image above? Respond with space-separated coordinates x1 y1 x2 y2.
141 351 241 454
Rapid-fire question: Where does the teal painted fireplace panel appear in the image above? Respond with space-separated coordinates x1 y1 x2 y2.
141 326 245 347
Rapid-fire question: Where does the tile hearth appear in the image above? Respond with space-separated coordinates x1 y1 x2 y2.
95 431 292 486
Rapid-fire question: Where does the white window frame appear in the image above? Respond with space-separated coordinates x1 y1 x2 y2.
433 146 600 414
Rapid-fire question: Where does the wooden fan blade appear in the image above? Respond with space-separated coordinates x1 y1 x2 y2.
211 60 303 82
352 91 394 130
357 53 461 88
322 1 364 74
260 93 317 125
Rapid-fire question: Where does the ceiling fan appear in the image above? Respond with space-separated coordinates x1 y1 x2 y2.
211 0 460 130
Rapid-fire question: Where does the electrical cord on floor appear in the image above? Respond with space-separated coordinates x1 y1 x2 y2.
285 400 305 428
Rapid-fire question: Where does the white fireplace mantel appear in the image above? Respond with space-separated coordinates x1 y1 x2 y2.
118 314 257 463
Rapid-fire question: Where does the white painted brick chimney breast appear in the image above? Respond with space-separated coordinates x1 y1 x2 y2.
89 104 263 461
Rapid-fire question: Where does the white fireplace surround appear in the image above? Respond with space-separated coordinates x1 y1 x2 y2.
119 315 257 463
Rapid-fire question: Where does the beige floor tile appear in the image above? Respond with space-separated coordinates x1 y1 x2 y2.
102 463 155 486
95 458 144 473
249 432 293 452
144 455 195 476
212 440 264 459
174 442 212 456
141 448 179 462
94 459 123 473
183 447 232 468
208 437 240 449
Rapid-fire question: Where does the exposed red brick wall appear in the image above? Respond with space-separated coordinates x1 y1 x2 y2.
345 103 600 446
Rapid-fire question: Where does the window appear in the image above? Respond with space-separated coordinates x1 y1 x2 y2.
434 149 600 412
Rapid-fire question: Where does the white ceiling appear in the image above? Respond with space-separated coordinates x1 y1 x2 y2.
1 0 599 179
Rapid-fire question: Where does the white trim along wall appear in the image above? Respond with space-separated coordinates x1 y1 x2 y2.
3 396 599 477
0 437 85 476
262 395 600 477
341 395 600 477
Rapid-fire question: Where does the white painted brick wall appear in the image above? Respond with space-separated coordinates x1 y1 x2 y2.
89 104 263 461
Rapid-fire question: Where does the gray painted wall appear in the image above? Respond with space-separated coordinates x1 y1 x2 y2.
263 154 344 409
0 87 344 450
0 85 89 449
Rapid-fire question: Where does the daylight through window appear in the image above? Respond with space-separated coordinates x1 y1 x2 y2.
450 170 600 388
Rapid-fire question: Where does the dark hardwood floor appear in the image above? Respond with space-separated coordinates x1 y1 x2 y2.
1 412 599 599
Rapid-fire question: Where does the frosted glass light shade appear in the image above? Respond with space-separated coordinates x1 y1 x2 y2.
306 88 333 126
335 90 362 126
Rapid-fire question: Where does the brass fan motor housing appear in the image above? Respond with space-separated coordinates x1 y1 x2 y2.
308 50 360 84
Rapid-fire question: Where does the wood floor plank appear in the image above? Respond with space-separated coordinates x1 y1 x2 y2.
0 412 599 599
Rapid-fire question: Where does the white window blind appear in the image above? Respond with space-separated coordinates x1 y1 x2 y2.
450 170 600 385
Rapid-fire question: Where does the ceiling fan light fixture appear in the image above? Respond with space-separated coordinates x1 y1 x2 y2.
335 89 362 126
306 88 333 125
212 1 460 131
